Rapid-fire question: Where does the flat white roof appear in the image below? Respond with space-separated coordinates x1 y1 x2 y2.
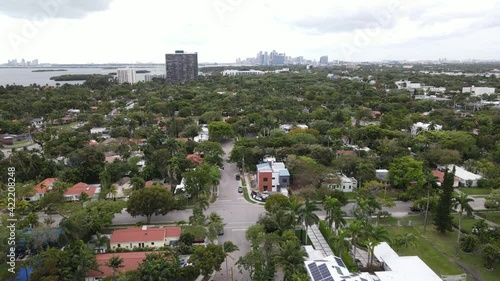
374 242 442 281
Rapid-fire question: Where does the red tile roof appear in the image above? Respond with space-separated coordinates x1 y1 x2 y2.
35 178 57 194
87 252 151 278
186 154 204 166
64 182 98 196
110 226 181 244
432 170 445 183
144 181 172 190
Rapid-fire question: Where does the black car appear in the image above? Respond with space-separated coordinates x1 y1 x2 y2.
235 174 241 180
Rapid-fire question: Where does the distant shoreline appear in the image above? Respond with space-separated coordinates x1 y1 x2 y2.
32 69 68 72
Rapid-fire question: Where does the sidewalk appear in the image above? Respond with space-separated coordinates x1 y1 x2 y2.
242 173 263 204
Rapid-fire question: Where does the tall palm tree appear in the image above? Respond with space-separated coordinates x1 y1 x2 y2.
105 255 124 281
423 172 438 231
287 196 304 228
323 196 340 219
207 212 224 243
346 220 364 263
328 208 347 235
300 200 320 245
453 193 474 255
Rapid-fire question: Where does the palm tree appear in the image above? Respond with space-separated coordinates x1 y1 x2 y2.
346 220 364 263
105 255 124 281
323 196 342 230
274 239 307 280
196 193 210 213
223 241 239 280
393 233 417 251
207 212 224 243
328 229 351 259
423 172 438 231
453 193 474 255
287 196 304 227
366 226 391 267
300 200 320 245
107 184 118 200
328 208 347 235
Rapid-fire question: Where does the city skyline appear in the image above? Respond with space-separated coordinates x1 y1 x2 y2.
0 0 499 64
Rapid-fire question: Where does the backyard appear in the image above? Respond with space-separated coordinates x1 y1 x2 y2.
475 212 500 225
386 225 500 281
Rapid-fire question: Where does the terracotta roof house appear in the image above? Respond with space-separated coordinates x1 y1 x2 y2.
186 154 204 166
85 252 152 281
64 182 101 201
110 226 181 250
25 178 58 202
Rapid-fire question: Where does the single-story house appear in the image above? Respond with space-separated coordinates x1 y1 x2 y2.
64 182 101 201
110 226 181 250
438 165 482 187
85 252 152 281
325 174 358 193
25 178 58 202
432 170 459 187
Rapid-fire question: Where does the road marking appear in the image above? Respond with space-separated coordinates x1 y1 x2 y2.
231 228 248 232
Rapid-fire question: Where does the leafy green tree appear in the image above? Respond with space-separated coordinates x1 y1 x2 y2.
190 243 226 276
126 186 175 223
208 121 234 141
58 240 100 280
388 156 425 190
138 250 184 281
265 194 291 213
453 193 474 255
393 233 417 251
433 168 455 233
480 243 500 269
130 176 145 190
460 234 479 253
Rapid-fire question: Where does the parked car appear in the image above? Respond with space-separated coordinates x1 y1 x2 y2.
235 174 241 180
355 258 363 269
218 228 224 236
238 186 243 193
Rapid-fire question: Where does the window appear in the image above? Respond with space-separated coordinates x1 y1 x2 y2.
263 178 268 182
151 242 155 245
272 177 275 180
282 178 288 183
263 186 268 191
117 244 121 248
343 186 345 189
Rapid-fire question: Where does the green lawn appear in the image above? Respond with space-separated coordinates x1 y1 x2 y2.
181 225 206 239
414 226 500 281
475 212 500 225
459 187 491 196
345 192 357 200
452 214 478 233
386 226 463 276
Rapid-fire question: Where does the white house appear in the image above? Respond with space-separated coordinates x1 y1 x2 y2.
90 127 108 135
374 242 442 281
279 124 293 133
411 122 442 136
25 178 57 202
326 174 358 192
194 124 209 143
31 118 45 128
440 165 482 187
395 80 421 90
462 86 495 96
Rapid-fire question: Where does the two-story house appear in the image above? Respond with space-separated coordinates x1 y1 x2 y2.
256 161 290 194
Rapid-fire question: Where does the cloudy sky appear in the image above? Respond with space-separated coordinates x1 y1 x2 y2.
0 0 499 64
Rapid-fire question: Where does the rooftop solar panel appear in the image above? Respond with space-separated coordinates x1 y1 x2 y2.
323 277 334 281
334 257 346 268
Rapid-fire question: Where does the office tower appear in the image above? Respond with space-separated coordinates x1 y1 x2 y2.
117 69 137 84
320 56 329 65
165 50 198 84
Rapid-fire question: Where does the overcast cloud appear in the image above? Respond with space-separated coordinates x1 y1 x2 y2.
0 0 498 63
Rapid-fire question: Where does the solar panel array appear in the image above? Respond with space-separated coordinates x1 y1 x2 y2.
307 263 335 281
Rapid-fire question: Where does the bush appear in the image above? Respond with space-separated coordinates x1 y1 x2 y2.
295 187 347 205
460 234 479 253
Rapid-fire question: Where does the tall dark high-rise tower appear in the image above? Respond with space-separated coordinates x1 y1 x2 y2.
165 50 198 84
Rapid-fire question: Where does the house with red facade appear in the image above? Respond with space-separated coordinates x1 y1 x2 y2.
256 161 290 194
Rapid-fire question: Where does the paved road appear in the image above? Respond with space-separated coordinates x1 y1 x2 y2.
212 140 265 281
